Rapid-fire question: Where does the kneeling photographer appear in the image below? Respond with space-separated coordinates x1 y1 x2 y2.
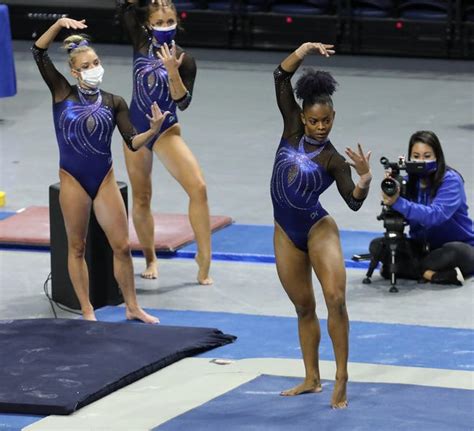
374 130 474 286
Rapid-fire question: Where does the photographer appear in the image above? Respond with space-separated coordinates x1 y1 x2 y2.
380 130 474 286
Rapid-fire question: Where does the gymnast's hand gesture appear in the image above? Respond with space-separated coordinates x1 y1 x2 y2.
55 18 88 30
147 102 170 133
157 42 184 73
295 42 336 59
345 143 372 178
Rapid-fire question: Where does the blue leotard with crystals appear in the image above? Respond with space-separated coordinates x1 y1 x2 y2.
119 4 197 150
32 45 137 199
271 66 366 251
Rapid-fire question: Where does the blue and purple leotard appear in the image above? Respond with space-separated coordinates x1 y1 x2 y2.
271 65 366 251
118 4 196 150
32 45 137 199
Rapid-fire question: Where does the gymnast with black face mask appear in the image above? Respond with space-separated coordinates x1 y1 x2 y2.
271 42 372 408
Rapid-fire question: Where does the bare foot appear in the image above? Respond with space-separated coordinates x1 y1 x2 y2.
82 309 97 321
331 377 348 409
126 307 160 324
280 378 322 396
141 260 158 279
195 253 213 285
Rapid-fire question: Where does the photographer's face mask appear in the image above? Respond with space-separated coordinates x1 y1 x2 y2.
411 160 438 176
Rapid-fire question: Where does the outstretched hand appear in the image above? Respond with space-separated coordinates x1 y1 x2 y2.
147 102 170 133
156 42 184 72
56 18 87 30
296 42 335 59
345 143 372 176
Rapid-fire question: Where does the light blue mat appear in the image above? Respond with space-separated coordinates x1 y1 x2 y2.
154 375 473 431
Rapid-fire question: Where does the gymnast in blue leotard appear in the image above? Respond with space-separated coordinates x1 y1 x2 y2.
32 17 168 323
116 0 213 284
271 43 373 408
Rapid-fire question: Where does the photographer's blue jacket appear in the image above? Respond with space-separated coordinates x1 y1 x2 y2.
392 169 474 249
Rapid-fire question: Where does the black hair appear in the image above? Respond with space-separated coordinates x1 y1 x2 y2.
406 130 457 200
294 69 338 110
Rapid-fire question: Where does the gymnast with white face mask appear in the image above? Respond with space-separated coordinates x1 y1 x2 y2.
32 17 168 322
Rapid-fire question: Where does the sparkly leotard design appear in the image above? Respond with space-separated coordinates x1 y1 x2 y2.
32 45 137 199
118 4 197 150
271 136 333 212
58 90 113 157
129 49 176 145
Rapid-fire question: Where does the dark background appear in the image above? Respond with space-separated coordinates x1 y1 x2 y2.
3 0 474 59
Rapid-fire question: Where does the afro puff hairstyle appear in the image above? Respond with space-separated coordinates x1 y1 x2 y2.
294 69 338 109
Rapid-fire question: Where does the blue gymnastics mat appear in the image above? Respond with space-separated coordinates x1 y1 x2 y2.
0 211 15 221
0 317 235 415
154 375 474 431
96 307 474 371
176 224 381 268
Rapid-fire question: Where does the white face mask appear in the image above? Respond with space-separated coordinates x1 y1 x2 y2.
80 65 104 88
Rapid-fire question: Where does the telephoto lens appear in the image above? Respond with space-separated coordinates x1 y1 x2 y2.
381 177 398 196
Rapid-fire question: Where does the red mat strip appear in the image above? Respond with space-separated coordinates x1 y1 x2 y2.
0 206 233 252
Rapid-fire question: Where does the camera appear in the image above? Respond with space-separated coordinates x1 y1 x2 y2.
355 156 428 292
380 156 426 196
378 156 426 232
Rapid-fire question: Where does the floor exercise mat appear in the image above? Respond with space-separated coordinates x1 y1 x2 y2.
178 224 382 267
0 318 236 415
96 307 474 371
155 375 474 431
0 206 232 252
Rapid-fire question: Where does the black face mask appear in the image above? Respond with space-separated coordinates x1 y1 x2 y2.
411 160 438 176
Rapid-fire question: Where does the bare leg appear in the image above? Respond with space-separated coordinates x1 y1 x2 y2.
123 143 158 279
58 170 95 320
308 216 348 409
93 170 159 324
153 127 213 285
274 223 322 396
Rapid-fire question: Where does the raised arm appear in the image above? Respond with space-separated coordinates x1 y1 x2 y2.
115 96 170 151
116 0 149 50
275 42 335 139
32 18 87 102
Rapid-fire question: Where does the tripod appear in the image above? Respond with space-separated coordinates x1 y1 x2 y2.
363 231 409 293
358 209 408 293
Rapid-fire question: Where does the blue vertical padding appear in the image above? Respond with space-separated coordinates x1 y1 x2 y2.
0 4 17 98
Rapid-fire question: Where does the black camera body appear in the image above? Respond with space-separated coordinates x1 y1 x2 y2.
380 156 426 197
378 156 425 233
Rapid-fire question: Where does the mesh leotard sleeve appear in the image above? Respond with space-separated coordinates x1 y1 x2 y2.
116 2 148 51
31 44 72 102
273 65 303 140
174 46 196 111
326 146 366 211
113 95 139 151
